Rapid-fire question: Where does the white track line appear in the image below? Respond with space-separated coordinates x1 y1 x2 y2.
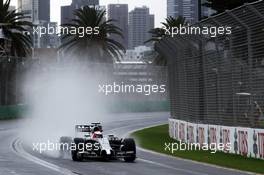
122 124 210 175
12 121 259 175
137 158 208 175
10 121 166 175
13 136 204 175
126 125 259 175
10 120 233 175
12 138 77 175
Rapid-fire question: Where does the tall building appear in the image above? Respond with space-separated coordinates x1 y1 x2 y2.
107 4 128 49
17 0 31 16
128 6 154 49
61 0 99 24
36 0 50 22
18 0 50 22
201 0 215 19
148 14 155 39
167 0 199 24
33 22 59 48
61 5 72 25
18 0 56 49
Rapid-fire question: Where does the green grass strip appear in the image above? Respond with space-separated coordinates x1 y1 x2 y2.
132 124 264 174
0 105 25 120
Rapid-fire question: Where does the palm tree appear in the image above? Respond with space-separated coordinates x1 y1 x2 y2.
0 0 32 57
145 16 188 65
0 0 32 105
60 6 125 63
146 16 188 43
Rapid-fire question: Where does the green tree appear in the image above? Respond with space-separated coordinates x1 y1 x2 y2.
0 0 32 57
0 0 32 105
60 6 125 63
145 16 188 65
203 0 257 14
146 16 188 43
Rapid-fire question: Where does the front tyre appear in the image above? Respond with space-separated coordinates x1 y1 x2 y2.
122 138 136 162
124 156 136 162
71 150 83 161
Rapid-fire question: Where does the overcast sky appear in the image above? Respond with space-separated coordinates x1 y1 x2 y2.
10 0 167 27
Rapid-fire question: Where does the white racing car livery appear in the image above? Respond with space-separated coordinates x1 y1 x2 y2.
59 123 136 162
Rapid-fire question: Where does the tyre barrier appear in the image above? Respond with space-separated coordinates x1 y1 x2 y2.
168 118 264 160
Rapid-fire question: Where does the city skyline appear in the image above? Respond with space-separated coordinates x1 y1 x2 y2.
10 0 166 27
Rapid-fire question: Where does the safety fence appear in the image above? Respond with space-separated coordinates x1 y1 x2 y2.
156 1 264 129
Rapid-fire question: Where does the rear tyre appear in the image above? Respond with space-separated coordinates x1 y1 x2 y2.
71 138 84 162
122 138 136 162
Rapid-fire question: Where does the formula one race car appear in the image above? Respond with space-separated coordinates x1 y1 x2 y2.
59 123 136 162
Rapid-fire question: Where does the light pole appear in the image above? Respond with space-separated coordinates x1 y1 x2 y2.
212 68 219 124
236 92 251 126
198 0 202 21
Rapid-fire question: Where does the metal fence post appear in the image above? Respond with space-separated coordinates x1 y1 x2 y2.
227 10 253 127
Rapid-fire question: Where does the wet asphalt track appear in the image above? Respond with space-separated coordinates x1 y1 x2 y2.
0 112 251 175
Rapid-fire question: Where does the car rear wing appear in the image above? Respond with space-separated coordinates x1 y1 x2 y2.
75 125 92 132
75 123 102 132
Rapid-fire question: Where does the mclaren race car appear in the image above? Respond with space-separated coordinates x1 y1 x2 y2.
59 123 136 162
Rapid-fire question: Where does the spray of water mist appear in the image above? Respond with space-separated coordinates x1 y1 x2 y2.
19 60 114 157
